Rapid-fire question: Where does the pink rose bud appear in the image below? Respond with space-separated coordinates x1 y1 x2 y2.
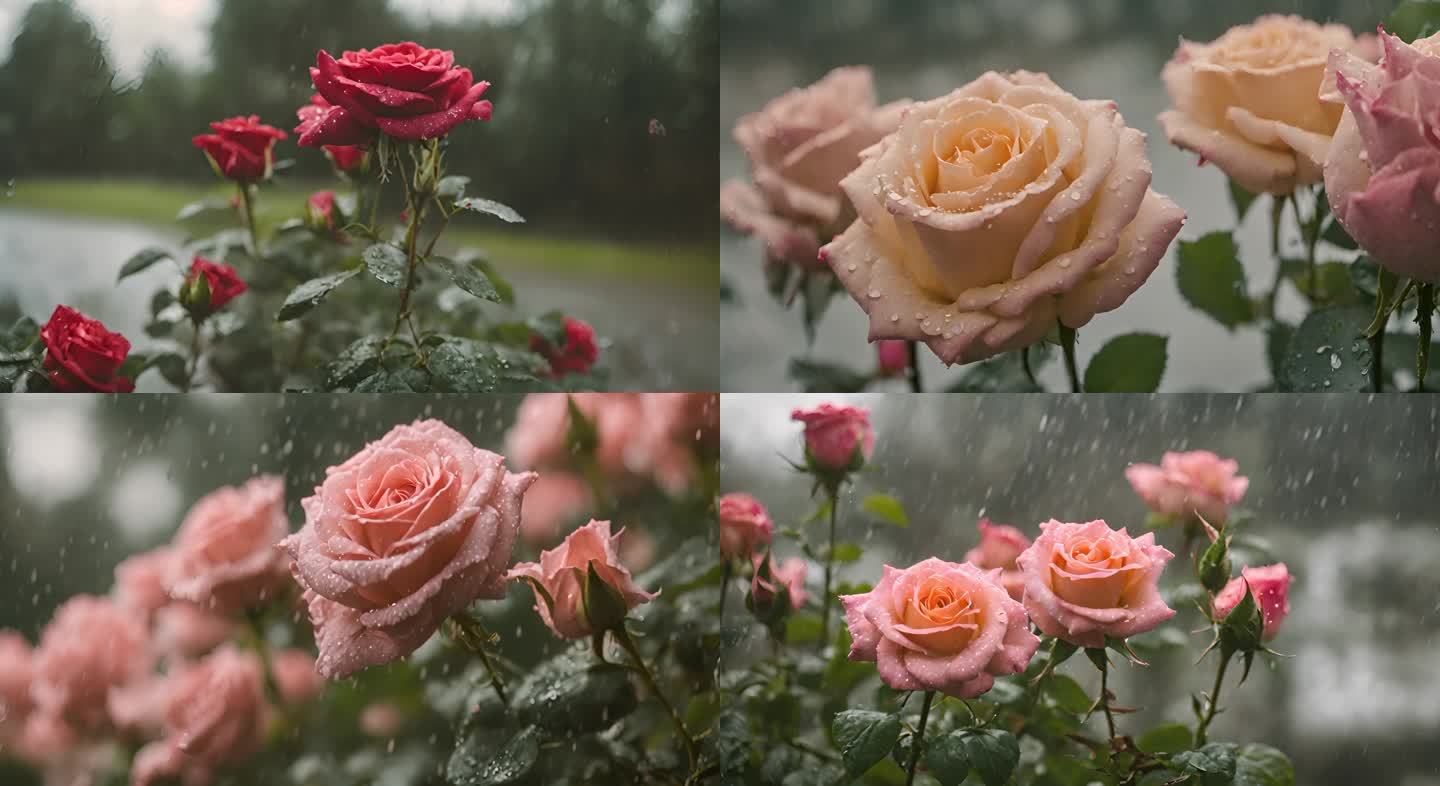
1016 520 1176 648
131 647 268 786
0 631 34 744
963 519 1031 601
30 595 151 731
305 189 337 230
507 520 658 639
791 402 875 473
167 475 290 612
718 492 774 560
271 649 323 705
1125 450 1249 524
1213 563 1292 642
1324 32 1440 282
280 419 536 679
841 558 1039 698
113 548 175 620
750 554 808 611
518 472 592 545
876 340 909 377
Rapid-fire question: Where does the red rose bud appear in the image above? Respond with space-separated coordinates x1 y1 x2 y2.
192 115 287 182
876 340 909 377
299 42 493 146
182 256 247 317
306 190 337 230
530 317 599 377
323 144 368 175
39 305 135 393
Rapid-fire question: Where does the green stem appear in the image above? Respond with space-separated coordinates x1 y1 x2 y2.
819 484 839 648
1098 656 1117 740
238 182 260 256
1417 284 1435 392
245 610 282 705
183 319 203 392
1058 321 1080 392
613 626 698 771
388 180 427 349
906 341 922 393
1370 287 1389 393
1265 194 1286 318
453 612 509 706
905 691 935 786
1195 650 1231 746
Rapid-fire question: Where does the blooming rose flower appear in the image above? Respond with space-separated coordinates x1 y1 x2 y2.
39 305 135 393
518 472 592 545
507 520 658 639
720 66 908 268
154 602 236 663
167 475 290 612
718 492 774 560
530 317 600 377
184 256 248 314
130 647 268 786
1017 519 1176 648
1214 563 1292 642
876 340 909 377
791 402 875 471
299 42 494 146
1159 15 1361 194
1125 450 1249 524
113 548 174 620
825 71 1185 366
0 631 33 744
751 554 807 610
1323 31 1440 282
30 595 150 731
271 649 323 705
963 519 1031 601
280 420 535 679
192 115 288 181
841 558 1039 697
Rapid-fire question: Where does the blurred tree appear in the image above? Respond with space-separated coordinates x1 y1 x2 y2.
0 0 117 175
110 51 199 177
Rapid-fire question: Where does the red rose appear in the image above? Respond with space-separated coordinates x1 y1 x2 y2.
39 305 135 393
306 190 336 230
185 256 247 313
324 144 368 174
531 317 599 377
296 95 371 174
299 42 493 146
191 116 287 182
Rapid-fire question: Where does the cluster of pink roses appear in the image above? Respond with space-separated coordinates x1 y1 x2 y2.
0 477 317 786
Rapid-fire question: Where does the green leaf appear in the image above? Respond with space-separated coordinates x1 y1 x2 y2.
1044 674 1092 714
446 724 540 786
509 649 637 735
1083 333 1168 392
1227 180 1258 223
277 268 362 321
1173 743 1239 783
1177 232 1252 329
427 339 501 393
800 271 838 345
456 252 516 305
928 729 1019 786
175 197 233 222
831 710 900 775
785 612 824 644
1321 216 1357 250
1349 255 1381 298
117 247 173 281
437 175 470 202
150 352 188 390
1389 0 1440 42
455 197 525 223
701 709 751 775
437 257 503 303
946 345 1049 392
363 243 408 287
1137 723 1194 755
1234 743 1295 786
924 731 971 786
1264 321 1294 388
788 358 871 393
354 367 430 392
828 542 862 563
860 493 909 528
325 336 386 390
1280 259 1358 305
1278 304 1373 392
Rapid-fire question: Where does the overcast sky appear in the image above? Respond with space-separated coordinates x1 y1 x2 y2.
0 0 521 79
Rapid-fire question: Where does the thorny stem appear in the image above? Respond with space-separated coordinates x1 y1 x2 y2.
613 626 699 771
388 149 428 351
238 182 260 256
1058 321 1080 392
1195 649 1231 746
183 319 203 392
819 484 840 648
1369 284 1390 393
453 612 509 706
905 691 935 786
906 341 922 392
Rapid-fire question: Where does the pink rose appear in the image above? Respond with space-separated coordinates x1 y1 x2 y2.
1214 563 1292 642
791 402 875 471
720 66 908 268
280 419 536 679
751 554 808 610
108 672 176 738
618 527 658 573
360 702 406 738
154 603 236 662
639 393 720 494
1125 450 1249 524
1159 15 1360 194
519 472 592 545
0 631 33 744
876 340 909 377
1323 31 1440 281
825 71 1184 365
718 492 774 560
507 520 658 639
114 548 174 620
30 595 150 731
1017 520 1176 648
130 647 268 786
272 649 323 705
963 519 1031 601
167 475 290 612
840 559 1039 698
14 711 78 765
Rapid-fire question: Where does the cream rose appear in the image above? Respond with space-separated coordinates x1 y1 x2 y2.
1159 14 1361 194
826 71 1184 365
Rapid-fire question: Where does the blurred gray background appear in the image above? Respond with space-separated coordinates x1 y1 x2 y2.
719 0 1394 392
720 393 1440 785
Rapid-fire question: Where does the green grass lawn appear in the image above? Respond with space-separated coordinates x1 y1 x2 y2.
4 178 710 286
